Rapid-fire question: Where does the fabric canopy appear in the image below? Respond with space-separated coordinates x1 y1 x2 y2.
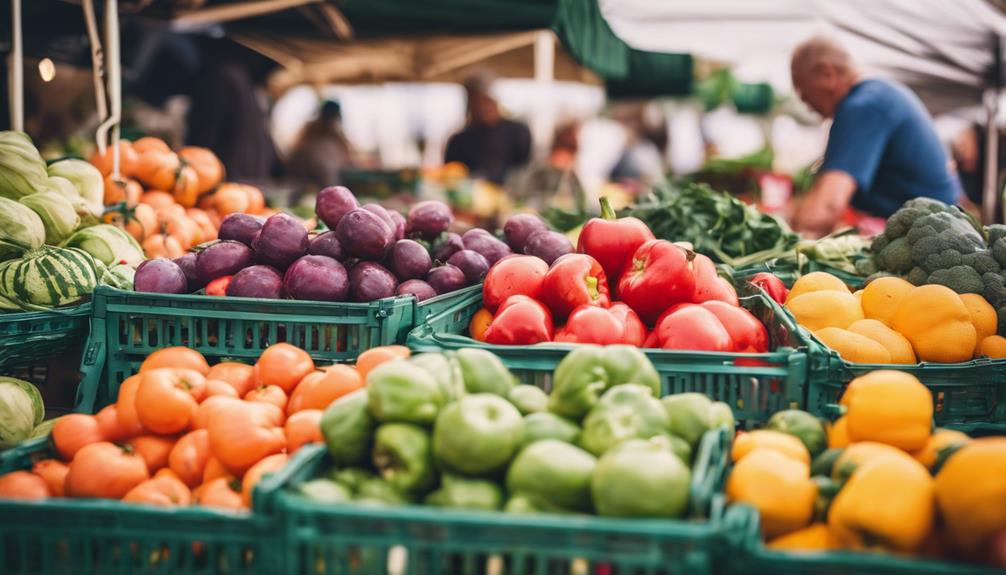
599 0 1006 114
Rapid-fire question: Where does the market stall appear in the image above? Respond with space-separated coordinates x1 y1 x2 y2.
1 2 1006 575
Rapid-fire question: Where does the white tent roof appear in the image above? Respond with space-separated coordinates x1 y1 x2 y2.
600 0 1006 114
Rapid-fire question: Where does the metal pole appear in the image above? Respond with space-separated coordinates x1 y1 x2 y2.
982 34 1002 225
9 0 23 132
532 30 555 160
83 0 109 154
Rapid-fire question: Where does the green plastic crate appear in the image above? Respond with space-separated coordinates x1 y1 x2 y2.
407 290 809 427
272 427 732 575
0 305 90 369
0 434 292 575
77 285 479 411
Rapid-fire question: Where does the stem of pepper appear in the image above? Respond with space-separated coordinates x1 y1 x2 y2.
599 196 616 220
585 275 599 300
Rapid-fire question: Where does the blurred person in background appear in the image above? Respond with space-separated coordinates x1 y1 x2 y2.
952 122 1005 220
513 120 587 222
791 35 960 237
285 99 356 204
444 71 532 184
187 39 277 185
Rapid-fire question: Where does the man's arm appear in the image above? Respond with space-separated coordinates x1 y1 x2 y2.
795 170 857 238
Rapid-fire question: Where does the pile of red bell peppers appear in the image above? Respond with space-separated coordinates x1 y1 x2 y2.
473 199 771 353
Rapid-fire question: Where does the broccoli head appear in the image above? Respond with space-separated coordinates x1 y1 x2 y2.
987 224 1006 246
983 272 1006 308
854 258 878 276
907 267 929 286
999 306 1006 336
876 236 913 273
870 233 890 255
883 197 955 239
991 238 1006 269
927 266 984 294
905 212 986 273
962 250 1002 275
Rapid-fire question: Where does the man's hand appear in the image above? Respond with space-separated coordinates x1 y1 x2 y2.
795 170 857 238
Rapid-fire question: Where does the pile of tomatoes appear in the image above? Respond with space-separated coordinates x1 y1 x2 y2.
0 344 408 507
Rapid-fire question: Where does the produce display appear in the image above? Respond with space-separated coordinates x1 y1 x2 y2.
293 344 733 517
470 207 770 352
783 270 1004 363
0 131 139 310
0 343 408 506
727 370 1005 570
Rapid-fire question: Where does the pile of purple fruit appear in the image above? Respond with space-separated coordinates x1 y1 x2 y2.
132 186 571 303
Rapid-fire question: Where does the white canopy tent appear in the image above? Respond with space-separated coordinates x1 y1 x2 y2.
600 0 1006 221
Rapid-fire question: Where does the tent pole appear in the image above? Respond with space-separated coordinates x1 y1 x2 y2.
532 30 555 160
983 33 1002 225
8 0 23 132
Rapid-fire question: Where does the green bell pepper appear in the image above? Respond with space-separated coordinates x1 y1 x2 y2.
356 477 411 506
321 389 375 466
410 352 465 402
433 393 523 476
373 423 436 495
451 348 517 396
521 412 580 448
424 474 504 511
661 392 715 448
579 383 669 456
548 345 660 421
297 479 352 504
367 360 446 425
506 439 597 512
508 384 548 415
591 437 691 518
328 467 376 494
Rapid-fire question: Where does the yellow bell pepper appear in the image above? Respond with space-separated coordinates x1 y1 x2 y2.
911 429 970 471
828 416 850 448
766 523 839 552
828 451 934 552
840 370 932 451
732 430 810 465
727 448 817 538
832 441 904 482
935 437 1006 556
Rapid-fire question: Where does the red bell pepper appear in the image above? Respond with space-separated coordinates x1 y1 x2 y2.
646 305 733 352
617 240 696 324
540 253 610 320
748 272 788 305
691 254 739 306
482 295 554 345
699 301 768 353
554 303 647 346
206 275 233 296
577 197 655 288
482 255 549 312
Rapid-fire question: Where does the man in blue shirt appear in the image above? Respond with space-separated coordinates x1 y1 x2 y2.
791 36 960 237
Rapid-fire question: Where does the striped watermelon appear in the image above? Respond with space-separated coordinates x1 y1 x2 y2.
0 245 100 311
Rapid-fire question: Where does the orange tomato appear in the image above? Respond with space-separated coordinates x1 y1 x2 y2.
241 453 288 508
90 140 139 177
122 475 191 507
192 396 239 430
0 471 49 500
128 435 176 474
355 346 410 382
205 379 239 398
65 442 149 499
52 413 105 461
168 429 211 488
32 459 68 497
213 184 251 215
287 365 362 414
244 185 265 214
195 477 245 510
135 368 205 434
115 374 147 437
206 362 256 397
186 208 218 243
179 146 224 194
245 385 288 413
140 190 176 211
136 150 181 191
126 203 158 243
172 164 200 208
142 233 185 259
469 308 493 342
285 409 322 453
202 456 229 484
140 347 210 375
132 136 171 154
207 401 286 476
163 214 196 250
95 404 127 442
254 343 315 393
103 175 142 207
